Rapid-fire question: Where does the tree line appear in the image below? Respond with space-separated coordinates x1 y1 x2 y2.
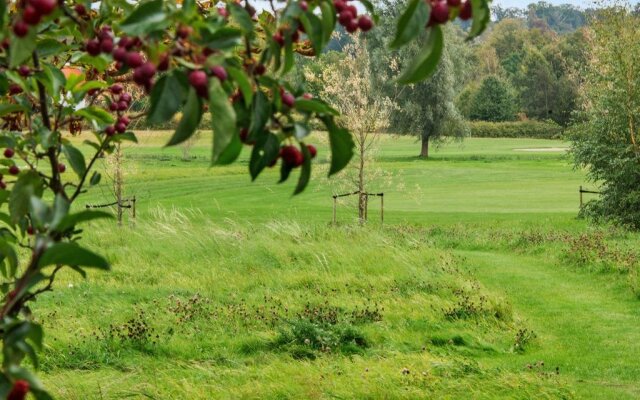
295 1 590 157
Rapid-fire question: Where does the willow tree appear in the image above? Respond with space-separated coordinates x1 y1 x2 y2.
369 2 469 158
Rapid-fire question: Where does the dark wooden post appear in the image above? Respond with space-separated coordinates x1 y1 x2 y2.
364 194 369 221
579 185 583 208
333 195 337 225
132 196 136 220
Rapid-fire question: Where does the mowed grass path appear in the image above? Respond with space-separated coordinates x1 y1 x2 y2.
467 251 640 399
37 132 639 398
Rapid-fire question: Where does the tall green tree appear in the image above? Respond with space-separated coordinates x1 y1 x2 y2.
526 1 587 33
370 1 468 157
570 6 640 228
513 47 557 121
468 76 517 122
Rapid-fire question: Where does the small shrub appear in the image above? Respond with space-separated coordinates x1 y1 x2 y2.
102 308 159 349
512 328 537 353
443 284 511 322
273 319 369 358
562 232 639 274
167 293 212 324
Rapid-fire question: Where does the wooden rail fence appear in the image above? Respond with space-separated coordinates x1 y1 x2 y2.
332 191 384 224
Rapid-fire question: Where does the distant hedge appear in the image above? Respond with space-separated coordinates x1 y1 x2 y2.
468 120 565 139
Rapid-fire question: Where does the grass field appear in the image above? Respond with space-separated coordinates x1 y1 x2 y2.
33 132 640 399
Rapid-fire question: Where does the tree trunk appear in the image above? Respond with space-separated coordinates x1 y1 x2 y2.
114 143 123 226
358 141 366 224
420 136 430 158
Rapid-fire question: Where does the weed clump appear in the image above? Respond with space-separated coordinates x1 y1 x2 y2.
273 320 369 359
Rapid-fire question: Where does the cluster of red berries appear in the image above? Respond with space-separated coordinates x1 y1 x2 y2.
104 84 132 136
0 147 65 181
3 148 20 178
7 379 30 400
86 26 169 93
12 0 57 37
334 1 374 33
281 87 297 109
188 66 228 98
271 0 373 47
280 144 317 168
8 84 22 95
429 0 472 26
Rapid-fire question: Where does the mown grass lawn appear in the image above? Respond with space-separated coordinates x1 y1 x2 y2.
34 132 640 399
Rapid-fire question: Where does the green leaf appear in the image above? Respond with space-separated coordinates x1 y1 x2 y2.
390 0 429 49
0 212 13 227
359 0 377 16
38 243 110 270
89 171 101 186
57 210 112 232
62 143 87 178
248 91 271 136
397 25 444 84
112 132 138 143
0 0 6 32
119 0 166 36
321 116 355 176
0 104 25 117
9 28 36 68
75 106 114 125
182 0 196 15
210 79 239 165
227 66 253 106
64 72 85 91
43 64 66 101
31 390 54 400
294 99 338 115
320 2 336 46
166 88 203 147
279 158 294 183
0 240 18 278
74 54 110 73
201 27 242 50
294 145 312 195
249 132 279 180
229 3 253 35
76 80 108 95
9 171 43 224
29 196 51 227
50 193 70 230
283 40 295 74
300 13 324 54
468 0 491 41
147 73 187 124
36 39 67 58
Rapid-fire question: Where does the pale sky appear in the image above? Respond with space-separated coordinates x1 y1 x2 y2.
493 0 639 8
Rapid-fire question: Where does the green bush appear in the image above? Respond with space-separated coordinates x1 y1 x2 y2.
468 120 564 139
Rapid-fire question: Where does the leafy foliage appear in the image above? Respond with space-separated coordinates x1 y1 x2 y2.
570 7 640 229
467 75 517 122
468 120 563 139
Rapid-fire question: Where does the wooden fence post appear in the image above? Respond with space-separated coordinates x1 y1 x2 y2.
333 195 337 225
364 194 368 221
579 185 583 208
